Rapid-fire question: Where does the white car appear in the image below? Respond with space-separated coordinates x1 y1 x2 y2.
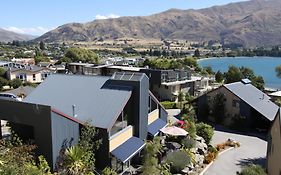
0 93 22 101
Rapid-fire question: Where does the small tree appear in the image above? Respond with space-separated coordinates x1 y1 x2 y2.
39 41 45 50
276 65 281 78
224 66 243 83
194 49 200 58
177 91 184 109
10 78 22 89
0 77 9 90
196 122 214 145
0 67 6 77
58 123 101 174
142 137 162 175
211 93 226 124
215 71 224 83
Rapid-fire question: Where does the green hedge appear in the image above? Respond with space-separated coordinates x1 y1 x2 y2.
161 101 177 109
196 122 214 145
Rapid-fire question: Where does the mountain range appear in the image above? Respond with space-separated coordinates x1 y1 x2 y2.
0 28 36 42
8 0 281 47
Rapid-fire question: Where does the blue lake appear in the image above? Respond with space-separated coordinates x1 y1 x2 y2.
198 57 281 89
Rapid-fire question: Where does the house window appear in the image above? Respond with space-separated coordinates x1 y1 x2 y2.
110 112 128 136
32 74 36 81
41 72 50 80
232 100 240 108
16 73 27 81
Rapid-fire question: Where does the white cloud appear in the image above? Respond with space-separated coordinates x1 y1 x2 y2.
3 26 54 36
95 14 120 20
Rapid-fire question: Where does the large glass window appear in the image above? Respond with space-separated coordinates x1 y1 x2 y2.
110 112 128 136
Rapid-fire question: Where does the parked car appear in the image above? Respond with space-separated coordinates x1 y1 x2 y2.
0 93 21 101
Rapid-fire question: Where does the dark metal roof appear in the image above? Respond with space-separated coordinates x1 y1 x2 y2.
148 118 167 136
24 74 132 129
224 82 279 121
111 136 145 163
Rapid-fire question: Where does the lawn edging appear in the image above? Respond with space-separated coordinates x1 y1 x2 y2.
199 147 234 175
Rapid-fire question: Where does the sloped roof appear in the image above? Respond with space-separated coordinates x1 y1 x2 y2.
269 91 281 97
24 74 132 130
9 65 49 73
4 86 35 97
224 81 279 121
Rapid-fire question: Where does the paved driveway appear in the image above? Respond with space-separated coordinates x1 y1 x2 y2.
204 130 267 175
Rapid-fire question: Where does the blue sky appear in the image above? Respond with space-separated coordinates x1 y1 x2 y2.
1 0 246 35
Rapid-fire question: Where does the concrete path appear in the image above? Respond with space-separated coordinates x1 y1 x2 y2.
204 130 267 175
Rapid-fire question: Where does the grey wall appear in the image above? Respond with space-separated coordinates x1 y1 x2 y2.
0 99 53 168
107 75 149 140
51 112 79 169
139 75 149 140
160 107 168 122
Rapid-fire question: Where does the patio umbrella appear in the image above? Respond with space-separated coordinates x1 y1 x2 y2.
160 126 188 136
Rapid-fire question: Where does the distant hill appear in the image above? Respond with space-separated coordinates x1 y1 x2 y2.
0 28 35 42
35 0 281 47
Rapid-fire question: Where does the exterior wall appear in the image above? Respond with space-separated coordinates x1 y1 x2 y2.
109 125 133 152
206 86 241 125
0 100 53 168
51 112 79 168
148 109 159 125
267 111 281 175
160 107 168 122
153 84 177 101
108 75 149 140
9 69 51 83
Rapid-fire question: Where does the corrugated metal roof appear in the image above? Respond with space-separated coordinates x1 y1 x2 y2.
224 82 279 121
148 118 167 136
111 136 145 163
24 74 132 129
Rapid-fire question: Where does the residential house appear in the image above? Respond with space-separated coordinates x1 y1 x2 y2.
11 58 35 65
38 62 66 73
269 91 281 103
3 86 35 99
66 63 203 102
140 69 193 101
0 72 167 172
7 65 53 83
267 108 281 175
195 79 279 130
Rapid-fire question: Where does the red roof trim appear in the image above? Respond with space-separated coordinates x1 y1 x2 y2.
51 108 84 125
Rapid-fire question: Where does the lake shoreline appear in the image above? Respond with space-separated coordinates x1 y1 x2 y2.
197 56 281 62
198 56 281 90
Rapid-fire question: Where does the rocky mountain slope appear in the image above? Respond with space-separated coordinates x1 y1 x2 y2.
35 0 281 47
0 28 35 42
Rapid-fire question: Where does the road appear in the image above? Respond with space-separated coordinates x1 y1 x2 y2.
204 130 267 175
